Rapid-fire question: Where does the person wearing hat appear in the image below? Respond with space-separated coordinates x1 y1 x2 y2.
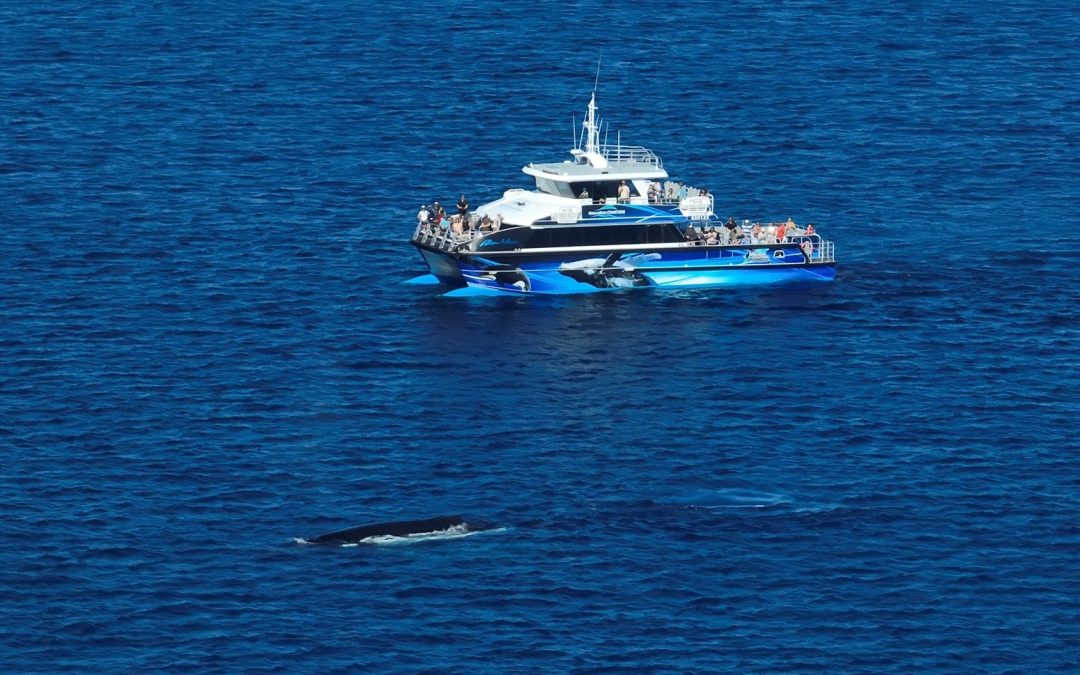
417 204 430 230
432 201 444 229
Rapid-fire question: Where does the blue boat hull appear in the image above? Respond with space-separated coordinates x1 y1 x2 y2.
417 243 835 294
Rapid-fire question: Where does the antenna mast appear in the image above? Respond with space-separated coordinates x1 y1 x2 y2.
593 49 602 93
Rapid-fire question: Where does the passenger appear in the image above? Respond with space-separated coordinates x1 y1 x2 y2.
431 202 444 229
805 223 816 236
451 214 464 238
750 222 764 244
618 181 630 203
717 224 732 245
457 194 469 219
493 213 503 231
685 224 697 241
647 182 659 203
417 204 430 229
801 239 814 259
480 214 493 232
776 220 787 243
579 187 589 199
786 217 796 231
677 183 689 201
704 228 719 245
665 182 677 202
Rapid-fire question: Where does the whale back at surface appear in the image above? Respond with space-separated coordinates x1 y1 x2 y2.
309 515 467 545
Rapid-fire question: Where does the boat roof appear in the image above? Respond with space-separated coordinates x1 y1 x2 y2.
524 160 667 181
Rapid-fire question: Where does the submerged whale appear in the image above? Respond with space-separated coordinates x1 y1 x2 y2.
304 515 481 545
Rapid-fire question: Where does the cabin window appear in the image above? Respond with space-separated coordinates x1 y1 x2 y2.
646 224 684 243
569 181 641 201
534 177 576 198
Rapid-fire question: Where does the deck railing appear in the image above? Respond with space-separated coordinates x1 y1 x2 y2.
791 235 835 262
599 144 664 169
413 223 836 262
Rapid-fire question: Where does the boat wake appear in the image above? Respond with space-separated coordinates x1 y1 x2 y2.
666 488 794 510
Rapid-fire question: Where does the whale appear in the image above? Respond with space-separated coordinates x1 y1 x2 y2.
303 515 481 545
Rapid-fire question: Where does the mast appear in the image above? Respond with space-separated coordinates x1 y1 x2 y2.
580 92 607 168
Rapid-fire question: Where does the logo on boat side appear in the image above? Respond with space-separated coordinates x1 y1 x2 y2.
591 205 627 217
746 249 770 263
480 238 519 248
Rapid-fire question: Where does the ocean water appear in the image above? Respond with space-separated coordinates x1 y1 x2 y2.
2 1 1079 672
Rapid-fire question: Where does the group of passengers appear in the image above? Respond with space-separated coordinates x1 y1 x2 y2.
417 195 501 238
578 181 709 204
686 217 816 246
648 181 709 204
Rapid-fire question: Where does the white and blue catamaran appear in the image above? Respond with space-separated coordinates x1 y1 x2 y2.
411 92 835 294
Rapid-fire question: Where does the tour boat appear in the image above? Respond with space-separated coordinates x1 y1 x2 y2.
410 93 836 294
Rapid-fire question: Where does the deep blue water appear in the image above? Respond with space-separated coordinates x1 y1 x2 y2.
3 1 1079 671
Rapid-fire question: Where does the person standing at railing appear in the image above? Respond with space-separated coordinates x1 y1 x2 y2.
457 194 469 220
417 204 430 230
431 201 444 229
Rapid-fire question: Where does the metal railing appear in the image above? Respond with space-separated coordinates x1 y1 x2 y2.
816 239 836 262
412 223 489 252
414 222 835 262
791 235 835 262
598 144 664 169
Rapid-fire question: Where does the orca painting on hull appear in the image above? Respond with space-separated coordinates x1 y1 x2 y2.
302 515 480 545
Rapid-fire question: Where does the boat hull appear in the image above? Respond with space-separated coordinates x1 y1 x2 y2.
413 242 835 294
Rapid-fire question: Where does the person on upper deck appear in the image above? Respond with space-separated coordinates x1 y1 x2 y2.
457 195 469 218
417 204 430 229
